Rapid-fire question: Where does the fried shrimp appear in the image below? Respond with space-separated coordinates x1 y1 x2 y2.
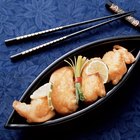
114 45 135 64
13 98 55 123
81 61 106 103
102 45 135 85
12 83 55 123
50 66 78 115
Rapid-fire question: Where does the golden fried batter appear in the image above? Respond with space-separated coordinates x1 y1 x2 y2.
102 45 135 85
82 61 106 104
49 66 78 115
13 98 55 123
114 45 135 64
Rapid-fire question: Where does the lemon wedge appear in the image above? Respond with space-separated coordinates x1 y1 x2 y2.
85 58 109 83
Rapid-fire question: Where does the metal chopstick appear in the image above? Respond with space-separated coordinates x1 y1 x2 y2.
5 11 134 45
10 11 134 61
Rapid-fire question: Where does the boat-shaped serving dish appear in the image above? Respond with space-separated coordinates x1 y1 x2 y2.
5 35 140 129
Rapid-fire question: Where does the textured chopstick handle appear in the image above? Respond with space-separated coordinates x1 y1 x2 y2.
106 0 140 29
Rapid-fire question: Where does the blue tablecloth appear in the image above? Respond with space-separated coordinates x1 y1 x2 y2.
0 0 140 139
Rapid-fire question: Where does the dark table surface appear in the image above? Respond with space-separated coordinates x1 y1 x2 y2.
0 0 140 139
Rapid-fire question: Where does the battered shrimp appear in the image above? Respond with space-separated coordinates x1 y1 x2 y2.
102 45 135 85
49 66 78 115
81 60 106 104
114 45 135 64
12 83 55 123
13 98 55 123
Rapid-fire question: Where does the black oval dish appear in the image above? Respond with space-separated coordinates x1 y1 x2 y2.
5 35 140 129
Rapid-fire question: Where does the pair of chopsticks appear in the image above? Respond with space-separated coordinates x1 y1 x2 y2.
6 11 135 61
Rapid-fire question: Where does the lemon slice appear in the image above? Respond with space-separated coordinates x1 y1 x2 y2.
30 82 54 110
85 58 109 83
30 82 52 99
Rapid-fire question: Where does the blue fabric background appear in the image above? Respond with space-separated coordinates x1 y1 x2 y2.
0 0 140 139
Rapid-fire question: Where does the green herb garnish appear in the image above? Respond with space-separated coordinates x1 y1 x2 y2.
64 55 88 103
47 82 54 110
